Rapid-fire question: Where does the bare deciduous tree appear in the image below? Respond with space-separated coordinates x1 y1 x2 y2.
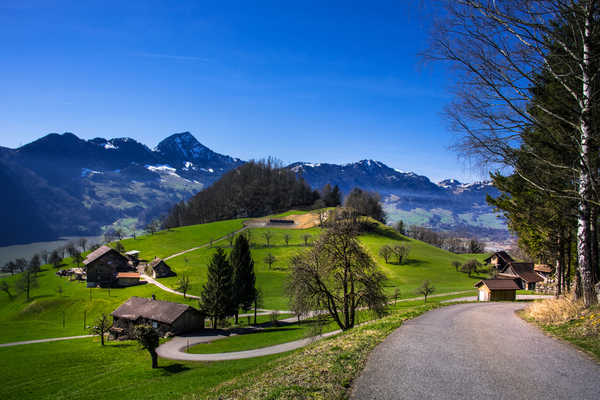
264 253 276 270
417 280 435 303
287 221 388 331
262 231 273 248
302 234 311 247
379 245 393 264
89 313 111 346
134 325 160 368
176 274 191 299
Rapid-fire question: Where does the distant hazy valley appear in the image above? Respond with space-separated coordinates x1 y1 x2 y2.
0 132 507 246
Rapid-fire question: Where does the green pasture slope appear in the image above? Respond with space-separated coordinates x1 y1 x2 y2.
149 223 485 309
0 212 485 344
0 294 471 400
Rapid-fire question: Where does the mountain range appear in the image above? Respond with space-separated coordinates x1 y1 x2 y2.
0 132 507 246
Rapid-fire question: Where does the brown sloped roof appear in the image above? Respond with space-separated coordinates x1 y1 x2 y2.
534 264 552 273
504 262 544 283
484 251 514 264
111 296 194 324
475 279 520 290
83 245 114 265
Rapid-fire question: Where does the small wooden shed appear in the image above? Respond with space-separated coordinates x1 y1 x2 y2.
474 279 519 301
147 258 176 279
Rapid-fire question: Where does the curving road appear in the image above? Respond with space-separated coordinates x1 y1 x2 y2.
351 303 600 400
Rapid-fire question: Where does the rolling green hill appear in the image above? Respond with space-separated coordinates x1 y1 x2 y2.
0 211 486 344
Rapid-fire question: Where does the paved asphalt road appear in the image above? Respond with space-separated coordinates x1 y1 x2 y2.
351 303 600 400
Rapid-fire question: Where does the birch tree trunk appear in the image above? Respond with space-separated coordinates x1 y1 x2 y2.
577 5 597 307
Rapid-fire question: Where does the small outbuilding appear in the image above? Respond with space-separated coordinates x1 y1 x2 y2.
474 279 520 301
111 296 204 338
116 272 141 287
146 258 176 279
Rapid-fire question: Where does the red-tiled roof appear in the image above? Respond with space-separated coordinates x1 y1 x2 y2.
475 279 520 290
116 272 140 279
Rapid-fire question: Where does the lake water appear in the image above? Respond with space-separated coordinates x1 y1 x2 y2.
0 235 104 266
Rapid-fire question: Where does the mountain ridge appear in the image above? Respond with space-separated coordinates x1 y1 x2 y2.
0 132 506 246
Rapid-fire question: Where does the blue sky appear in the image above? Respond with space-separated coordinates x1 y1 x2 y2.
0 1 484 183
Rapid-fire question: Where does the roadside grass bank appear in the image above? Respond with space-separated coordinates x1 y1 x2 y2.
186 293 475 355
199 303 444 400
520 296 600 361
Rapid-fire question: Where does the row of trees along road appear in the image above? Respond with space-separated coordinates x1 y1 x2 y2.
428 0 600 306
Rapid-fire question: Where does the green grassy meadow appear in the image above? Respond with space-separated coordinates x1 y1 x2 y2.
0 214 486 344
0 337 283 400
0 211 489 399
0 294 470 400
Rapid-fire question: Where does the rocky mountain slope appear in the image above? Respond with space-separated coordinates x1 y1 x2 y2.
0 132 243 245
289 160 506 241
0 132 506 246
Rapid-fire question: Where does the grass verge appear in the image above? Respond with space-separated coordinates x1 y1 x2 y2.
520 296 600 362
198 303 442 400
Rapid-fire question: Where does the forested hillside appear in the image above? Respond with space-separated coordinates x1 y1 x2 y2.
163 160 319 227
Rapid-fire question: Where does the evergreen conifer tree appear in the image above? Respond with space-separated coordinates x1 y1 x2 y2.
199 248 235 328
230 235 256 323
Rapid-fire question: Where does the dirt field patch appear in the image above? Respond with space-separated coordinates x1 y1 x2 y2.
246 213 321 229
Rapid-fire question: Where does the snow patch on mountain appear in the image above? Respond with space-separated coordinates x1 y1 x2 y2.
81 168 103 177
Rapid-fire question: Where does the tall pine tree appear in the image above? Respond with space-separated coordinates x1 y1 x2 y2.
230 235 256 323
199 248 235 328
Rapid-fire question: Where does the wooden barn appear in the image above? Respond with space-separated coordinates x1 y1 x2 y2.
111 296 204 338
484 251 514 270
498 262 544 290
147 258 176 279
475 279 520 301
84 245 131 287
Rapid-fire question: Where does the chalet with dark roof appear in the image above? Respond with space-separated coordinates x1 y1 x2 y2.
484 251 514 270
83 245 131 287
498 262 543 290
111 296 204 338
475 279 520 301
